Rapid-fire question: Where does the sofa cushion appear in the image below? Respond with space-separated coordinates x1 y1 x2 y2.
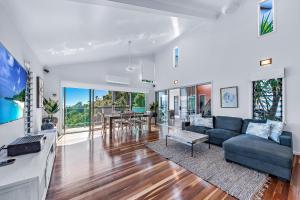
267 120 285 143
223 134 293 168
246 122 271 139
215 116 243 132
189 114 202 126
194 117 214 128
206 128 240 141
185 125 210 134
279 131 293 147
242 119 266 134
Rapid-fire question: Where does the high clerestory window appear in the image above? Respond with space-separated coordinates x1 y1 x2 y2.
173 46 179 68
252 78 283 121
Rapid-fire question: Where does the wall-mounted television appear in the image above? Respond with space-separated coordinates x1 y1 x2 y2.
0 43 28 125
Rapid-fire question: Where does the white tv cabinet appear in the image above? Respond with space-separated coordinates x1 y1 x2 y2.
0 129 56 200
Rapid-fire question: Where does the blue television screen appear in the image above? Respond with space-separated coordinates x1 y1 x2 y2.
0 43 28 124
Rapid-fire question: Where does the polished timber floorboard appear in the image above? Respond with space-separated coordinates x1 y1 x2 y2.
46 128 299 200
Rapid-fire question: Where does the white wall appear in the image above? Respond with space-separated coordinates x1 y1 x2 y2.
154 0 300 153
45 55 155 94
0 6 44 146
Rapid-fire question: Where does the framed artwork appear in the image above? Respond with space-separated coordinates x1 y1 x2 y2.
37 76 44 108
220 86 238 108
258 0 275 36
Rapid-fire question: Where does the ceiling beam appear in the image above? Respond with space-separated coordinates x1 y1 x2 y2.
69 0 220 20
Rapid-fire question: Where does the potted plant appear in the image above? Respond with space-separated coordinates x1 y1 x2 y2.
43 97 59 126
149 102 158 124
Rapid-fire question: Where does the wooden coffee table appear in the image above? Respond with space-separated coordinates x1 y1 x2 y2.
165 128 210 157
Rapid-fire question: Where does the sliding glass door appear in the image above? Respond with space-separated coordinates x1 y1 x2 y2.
180 88 188 121
92 90 111 134
154 83 212 125
158 90 168 124
187 86 196 115
114 91 130 113
168 89 180 118
131 93 146 113
63 87 147 134
179 86 196 121
64 87 91 134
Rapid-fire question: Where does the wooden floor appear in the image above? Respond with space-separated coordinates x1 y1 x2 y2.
46 127 300 200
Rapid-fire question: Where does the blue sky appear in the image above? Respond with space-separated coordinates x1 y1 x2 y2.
260 0 273 21
65 88 108 106
0 43 27 98
260 0 272 9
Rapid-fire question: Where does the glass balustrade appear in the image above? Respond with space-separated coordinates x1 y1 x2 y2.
62 88 147 134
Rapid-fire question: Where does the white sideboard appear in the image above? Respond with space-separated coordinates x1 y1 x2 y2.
0 129 56 200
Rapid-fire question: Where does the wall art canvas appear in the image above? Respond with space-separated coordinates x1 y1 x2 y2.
259 0 275 36
0 43 28 124
220 87 238 108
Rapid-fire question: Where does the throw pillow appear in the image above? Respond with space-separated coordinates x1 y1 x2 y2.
189 115 196 125
194 117 214 128
267 120 284 143
246 122 271 139
189 114 202 126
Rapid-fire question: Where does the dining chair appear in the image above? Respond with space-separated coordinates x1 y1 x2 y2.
119 113 132 133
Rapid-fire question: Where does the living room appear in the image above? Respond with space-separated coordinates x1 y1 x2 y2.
0 0 299 200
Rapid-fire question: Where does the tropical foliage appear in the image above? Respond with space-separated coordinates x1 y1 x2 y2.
149 101 158 112
65 102 90 128
5 89 26 102
253 78 283 121
94 91 112 107
260 11 273 35
65 91 146 128
43 98 59 118
132 93 145 108
259 0 274 36
114 91 130 110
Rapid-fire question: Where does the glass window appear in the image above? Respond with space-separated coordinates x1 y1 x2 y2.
173 47 179 68
114 91 130 112
94 90 111 106
258 0 274 36
157 90 168 124
131 93 146 113
187 86 196 115
253 78 283 121
64 87 91 133
180 88 188 121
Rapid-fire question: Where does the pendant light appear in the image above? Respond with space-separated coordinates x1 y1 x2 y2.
126 40 135 72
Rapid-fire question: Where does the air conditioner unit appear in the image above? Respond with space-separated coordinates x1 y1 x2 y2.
105 75 130 85
142 79 154 84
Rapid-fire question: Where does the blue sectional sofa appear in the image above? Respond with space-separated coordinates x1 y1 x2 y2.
206 116 243 146
183 116 243 146
182 116 293 181
223 119 293 181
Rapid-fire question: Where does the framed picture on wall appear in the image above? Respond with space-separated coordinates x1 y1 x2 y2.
37 76 44 108
220 86 238 108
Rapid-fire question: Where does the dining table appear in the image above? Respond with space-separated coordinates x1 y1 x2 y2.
105 113 152 139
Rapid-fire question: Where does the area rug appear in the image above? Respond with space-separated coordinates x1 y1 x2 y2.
146 140 270 200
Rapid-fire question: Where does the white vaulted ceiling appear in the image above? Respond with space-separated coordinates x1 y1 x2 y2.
0 0 244 66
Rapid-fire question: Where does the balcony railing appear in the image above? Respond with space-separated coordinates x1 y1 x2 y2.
63 106 146 134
